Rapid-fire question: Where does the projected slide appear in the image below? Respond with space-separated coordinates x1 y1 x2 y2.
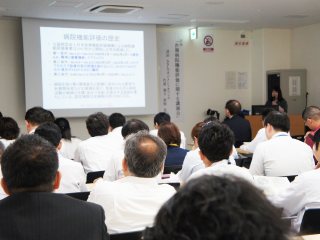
40 27 145 109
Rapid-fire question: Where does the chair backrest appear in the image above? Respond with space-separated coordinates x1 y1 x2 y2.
300 208 320 234
66 191 90 201
86 170 105 183
110 231 143 240
163 165 182 174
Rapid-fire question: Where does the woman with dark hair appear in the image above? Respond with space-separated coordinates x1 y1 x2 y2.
54 117 81 160
0 117 20 148
265 86 288 113
158 122 189 167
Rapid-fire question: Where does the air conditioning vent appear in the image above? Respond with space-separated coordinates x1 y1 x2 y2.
89 5 143 14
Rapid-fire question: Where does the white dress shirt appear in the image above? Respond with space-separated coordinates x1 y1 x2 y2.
240 128 267 153
74 135 122 180
271 169 320 231
107 127 125 151
249 132 315 176
55 153 87 193
88 176 176 234
60 137 82 160
188 159 254 183
178 148 204 182
150 129 187 149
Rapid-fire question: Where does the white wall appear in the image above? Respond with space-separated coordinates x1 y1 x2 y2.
291 22 320 106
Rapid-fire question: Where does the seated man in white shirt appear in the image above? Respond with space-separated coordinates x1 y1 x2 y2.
239 108 275 153
272 128 320 232
249 111 314 177
107 112 126 151
74 112 122 180
88 132 176 234
35 122 87 193
188 121 253 183
150 112 186 149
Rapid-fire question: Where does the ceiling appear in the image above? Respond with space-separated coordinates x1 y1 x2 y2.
1 0 320 29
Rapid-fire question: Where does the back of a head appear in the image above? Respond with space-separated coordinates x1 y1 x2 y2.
121 119 149 138
262 108 276 121
302 106 320 121
0 117 20 140
86 112 109 137
25 107 55 125
109 113 126 129
191 122 205 139
35 122 62 148
144 175 290 240
124 132 167 178
0 141 4 159
1 134 59 193
198 121 234 163
264 111 290 133
157 122 181 146
154 112 171 126
225 100 241 116
54 117 71 140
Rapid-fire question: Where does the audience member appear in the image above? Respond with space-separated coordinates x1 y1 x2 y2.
54 117 82 160
144 175 290 240
150 112 186 149
102 118 150 180
222 99 251 147
74 112 122 180
250 111 314 176
179 122 205 182
0 135 109 239
35 122 86 193
302 105 320 148
25 106 55 133
158 122 188 167
272 128 320 232
0 116 20 148
239 108 275 153
265 86 288 113
107 112 126 151
189 121 253 182
121 118 149 139
88 132 176 234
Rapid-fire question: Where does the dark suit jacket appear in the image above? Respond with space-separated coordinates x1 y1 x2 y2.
0 192 109 240
223 115 252 148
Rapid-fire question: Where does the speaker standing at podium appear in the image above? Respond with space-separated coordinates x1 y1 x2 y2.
265 86 288 113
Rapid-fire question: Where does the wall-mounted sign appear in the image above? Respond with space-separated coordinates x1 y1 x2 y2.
203 35 214 52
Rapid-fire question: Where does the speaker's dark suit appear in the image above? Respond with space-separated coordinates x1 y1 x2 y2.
223 115 252 148
0 192 109 240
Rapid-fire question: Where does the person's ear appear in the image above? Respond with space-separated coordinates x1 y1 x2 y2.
198 150 211 167
1 178 10 195
53 171 61 190
57 141 62 150
122 159 129 176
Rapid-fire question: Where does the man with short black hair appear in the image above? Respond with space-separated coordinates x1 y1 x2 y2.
121 119 149 139
144 175 290 240
250 111 314 176
35 122 86 193
107 112 126 151
89 132 176 234
150 112 186 149
188 121 253 182
222 99 251 147
75 112 122 180
0 135 109 240
25 106 55 133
